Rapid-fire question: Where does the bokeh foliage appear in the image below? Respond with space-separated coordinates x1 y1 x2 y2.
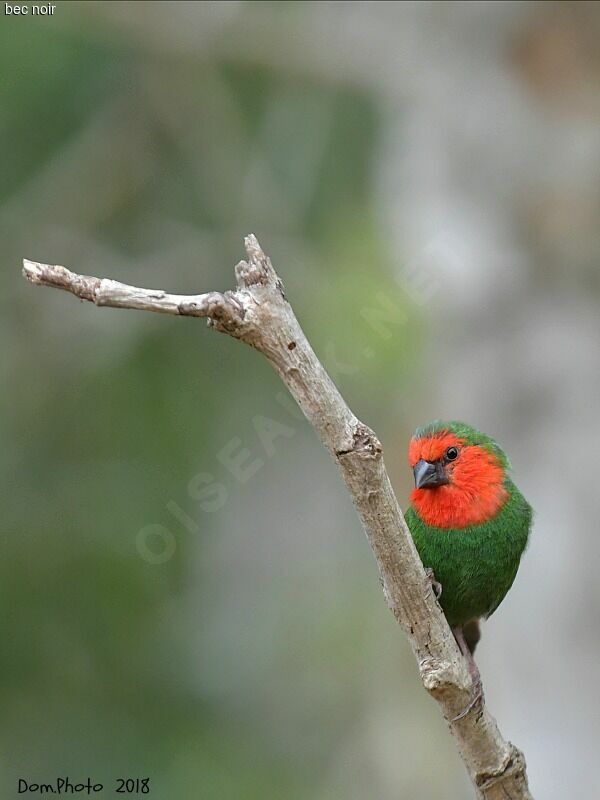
1 4 432 798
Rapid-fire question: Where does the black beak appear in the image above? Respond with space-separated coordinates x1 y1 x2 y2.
413 459 449 489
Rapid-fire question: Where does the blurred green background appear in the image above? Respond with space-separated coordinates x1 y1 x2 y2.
2 2 600 798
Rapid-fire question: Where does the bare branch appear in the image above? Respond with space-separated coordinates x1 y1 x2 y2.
22 259 246 327
22 235 532 799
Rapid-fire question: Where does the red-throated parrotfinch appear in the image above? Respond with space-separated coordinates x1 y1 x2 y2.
405 421 532 718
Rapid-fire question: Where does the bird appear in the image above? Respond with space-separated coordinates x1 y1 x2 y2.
404 420 532 719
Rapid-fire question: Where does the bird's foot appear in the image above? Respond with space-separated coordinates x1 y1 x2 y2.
451 664 484 722
450 626 484 722
424 567 442 599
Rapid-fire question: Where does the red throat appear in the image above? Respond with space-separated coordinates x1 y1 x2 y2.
409 433 507 529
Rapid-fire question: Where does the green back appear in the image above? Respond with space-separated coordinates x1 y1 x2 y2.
406 478 532 628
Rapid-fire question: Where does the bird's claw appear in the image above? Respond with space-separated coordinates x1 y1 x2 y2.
424 567 442 599
451 675 484 722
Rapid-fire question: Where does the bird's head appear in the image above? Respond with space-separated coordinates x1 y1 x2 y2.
408 421 510 529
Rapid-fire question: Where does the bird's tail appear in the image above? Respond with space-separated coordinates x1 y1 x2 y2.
463 619 481 655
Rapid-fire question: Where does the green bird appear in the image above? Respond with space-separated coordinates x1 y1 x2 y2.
404 420 532 717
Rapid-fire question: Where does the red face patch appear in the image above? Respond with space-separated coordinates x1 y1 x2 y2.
408 433 507 529
409 433 463 467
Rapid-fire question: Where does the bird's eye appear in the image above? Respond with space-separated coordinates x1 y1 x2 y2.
445 447 459 461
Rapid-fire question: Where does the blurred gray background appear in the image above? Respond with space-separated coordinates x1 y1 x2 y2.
2 2 600 798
